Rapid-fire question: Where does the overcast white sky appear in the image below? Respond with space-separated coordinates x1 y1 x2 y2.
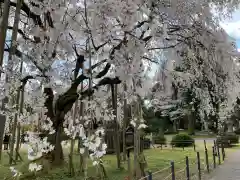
220 9 240 49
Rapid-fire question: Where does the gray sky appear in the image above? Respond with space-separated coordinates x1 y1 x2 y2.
220 9 240 47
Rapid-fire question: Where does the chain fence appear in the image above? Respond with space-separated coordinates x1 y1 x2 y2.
138 140 225 180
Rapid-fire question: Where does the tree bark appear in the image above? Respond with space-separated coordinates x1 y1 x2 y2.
78 78 84 173
133 100 142 179
0 0 11 73
9 89 20 165
69 101 78 176
227 121 233 133
50 124 64 165
122 83 127 161
188 112 195 135
111 84 121 169
15 71 24 161
7 0 22 165
173 120 177 133
203 121 208 131
41 77 121 166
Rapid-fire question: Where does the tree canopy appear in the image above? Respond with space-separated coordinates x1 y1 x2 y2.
1 0 240 178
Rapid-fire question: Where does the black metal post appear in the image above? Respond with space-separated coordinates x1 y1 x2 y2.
186 156 190 180
197 152 201 180
171 161 175 180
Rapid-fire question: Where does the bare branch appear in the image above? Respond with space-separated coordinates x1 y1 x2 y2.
141 56 159 64
4 48 44 73
80 77 121 99
148 41 182 51
20 75 47 89
7 26 36 42
74 55 85 79
91 59 108 69
95 63 111 78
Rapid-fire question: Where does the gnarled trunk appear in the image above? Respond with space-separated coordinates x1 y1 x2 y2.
43 107 65 166
52 126 64 165
40 57 121 166
46 123 64 165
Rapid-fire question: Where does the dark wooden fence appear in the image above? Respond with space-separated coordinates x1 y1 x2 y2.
139 140 225 180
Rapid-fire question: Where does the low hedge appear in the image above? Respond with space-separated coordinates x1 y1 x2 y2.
171 133 194 147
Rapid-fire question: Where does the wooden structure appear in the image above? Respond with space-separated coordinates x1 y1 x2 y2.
105 125 134 154
105 125 151 154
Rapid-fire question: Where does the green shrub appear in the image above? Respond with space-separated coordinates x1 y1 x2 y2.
171 133 194 147
216 133 239 147
153 135 166 145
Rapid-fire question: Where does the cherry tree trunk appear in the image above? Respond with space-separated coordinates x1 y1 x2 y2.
111 84 121 169
51 125 64 165
227 121 234 133
173 120 177 133
122 83 127 161
203 121 209 131
188 113 195 135
46 122 64 166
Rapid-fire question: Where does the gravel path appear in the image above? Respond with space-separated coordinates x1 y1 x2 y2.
209 149 240 180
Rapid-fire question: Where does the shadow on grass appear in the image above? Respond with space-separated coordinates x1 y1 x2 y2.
0 142 214 180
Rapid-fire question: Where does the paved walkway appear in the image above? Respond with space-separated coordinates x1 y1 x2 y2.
209 149 240 180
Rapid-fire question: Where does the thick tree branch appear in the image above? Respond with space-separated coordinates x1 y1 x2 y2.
7 26 36 42
95 63 111 78
91 59 108 69
4 48 23 58
54 57 114 118
73 55 85 79
90 34 109 51
80 77 121 99
44 88 55 119
0 0 44 28
20 75 47 89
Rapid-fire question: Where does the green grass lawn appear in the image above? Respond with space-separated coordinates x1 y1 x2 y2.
0 140 235 180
